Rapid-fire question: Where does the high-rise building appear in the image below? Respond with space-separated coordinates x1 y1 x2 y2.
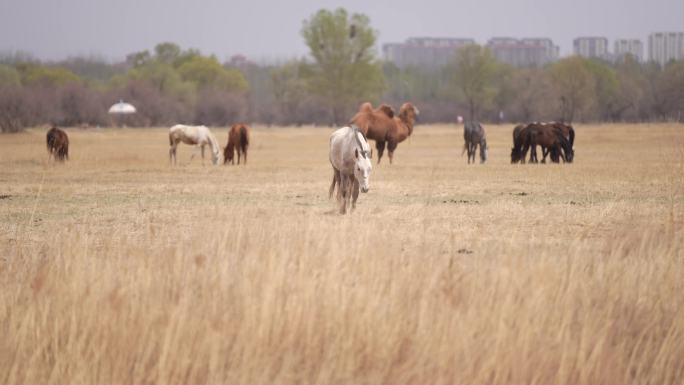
486 37 559 67
573 37 609 59
382 37 475 69
614 39 643 62
648 32 684 66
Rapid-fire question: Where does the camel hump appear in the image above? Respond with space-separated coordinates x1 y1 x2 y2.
377 104 395 119
358 102 374 114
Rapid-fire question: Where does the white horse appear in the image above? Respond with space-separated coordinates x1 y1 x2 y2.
329 126 372 214
169 124 221 165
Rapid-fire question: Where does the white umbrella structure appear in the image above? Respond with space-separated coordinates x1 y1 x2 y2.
108 100 137 127
108 100 137 115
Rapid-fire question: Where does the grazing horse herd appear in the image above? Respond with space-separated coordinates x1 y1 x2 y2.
43 101 576 214
510 122 575 164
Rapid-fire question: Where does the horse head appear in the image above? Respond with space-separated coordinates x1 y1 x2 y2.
510 147 521 163
556 130 573 163
352 127 372 193
207 133 221 165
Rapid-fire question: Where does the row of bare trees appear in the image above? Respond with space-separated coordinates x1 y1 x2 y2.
2 8 684 132
383 47 684 124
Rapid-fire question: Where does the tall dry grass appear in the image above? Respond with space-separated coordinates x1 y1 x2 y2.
1 124 683 384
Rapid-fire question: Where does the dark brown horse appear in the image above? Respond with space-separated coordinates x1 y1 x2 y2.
540 122 574 162
511 123 573 164
350 102 419 164
46 126 69 162
223 123 250 165
510 124 527 163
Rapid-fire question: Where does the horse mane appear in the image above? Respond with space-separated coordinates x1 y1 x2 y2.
205 129 220 154
351 126 370 159
207 131 218 149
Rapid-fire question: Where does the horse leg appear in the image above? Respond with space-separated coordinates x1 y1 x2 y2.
329 168 340 199
243 148 247 165
169 143 176 165
478 143 483 164
466 142 470 164
352 179 360 211
557 145 566 163
376 141 385 164
339 175 348 214
472 143 476 164
336 172 345 206
201 145 205 165
346 176 354 214
189 145 200 164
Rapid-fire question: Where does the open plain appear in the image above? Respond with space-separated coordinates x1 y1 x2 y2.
1 123 683 384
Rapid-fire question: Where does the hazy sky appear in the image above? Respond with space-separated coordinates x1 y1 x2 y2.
1 0 682 62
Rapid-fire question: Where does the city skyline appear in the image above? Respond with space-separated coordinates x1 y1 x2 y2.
1 0 683 63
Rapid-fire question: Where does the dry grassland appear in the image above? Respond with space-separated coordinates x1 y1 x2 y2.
1 123 683 384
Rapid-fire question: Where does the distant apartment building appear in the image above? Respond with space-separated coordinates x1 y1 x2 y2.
648 32 684 66
573 37 609 59
614 39 643 62
382 37 476 69
486 37 559 67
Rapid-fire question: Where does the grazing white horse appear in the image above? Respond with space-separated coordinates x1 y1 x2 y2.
169 124 221 165
329 126 372 214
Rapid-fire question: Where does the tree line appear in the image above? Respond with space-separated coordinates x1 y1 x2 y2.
1 8 683 132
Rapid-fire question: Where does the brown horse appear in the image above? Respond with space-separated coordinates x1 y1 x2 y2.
511 123 573 164
510 124 527 163
46 126 69 162
223 123 250 165
540 122 574 162
350 102 419 164
525 123 573 163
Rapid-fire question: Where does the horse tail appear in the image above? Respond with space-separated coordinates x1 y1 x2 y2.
568 126 575 148
169 131 174 146
240 125 249 149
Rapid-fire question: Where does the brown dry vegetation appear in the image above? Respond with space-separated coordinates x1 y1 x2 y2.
1 123 683 384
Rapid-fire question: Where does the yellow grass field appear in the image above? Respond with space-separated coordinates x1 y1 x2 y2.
1 123 683 384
